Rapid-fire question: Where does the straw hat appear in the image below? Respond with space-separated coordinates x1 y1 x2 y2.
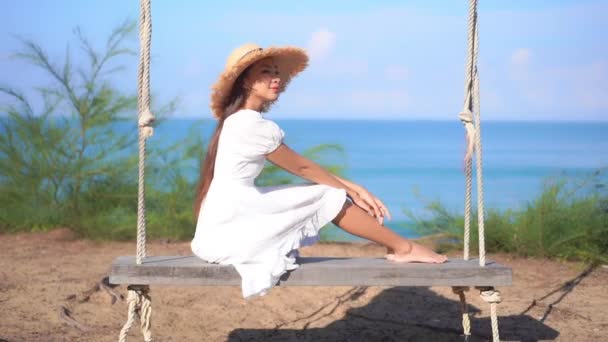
210 43 309 119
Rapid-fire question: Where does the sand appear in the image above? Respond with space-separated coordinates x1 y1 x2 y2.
0 229 606 342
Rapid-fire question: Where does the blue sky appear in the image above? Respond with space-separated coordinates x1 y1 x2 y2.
1 0 607 121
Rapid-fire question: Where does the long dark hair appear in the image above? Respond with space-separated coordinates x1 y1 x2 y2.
193 66 253 220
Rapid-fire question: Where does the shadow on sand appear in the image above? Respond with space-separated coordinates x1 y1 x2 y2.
228 286 559 342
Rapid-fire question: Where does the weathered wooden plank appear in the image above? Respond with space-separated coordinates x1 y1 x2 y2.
110 256 512 287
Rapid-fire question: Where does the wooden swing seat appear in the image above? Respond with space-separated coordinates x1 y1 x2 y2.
110 256 512 287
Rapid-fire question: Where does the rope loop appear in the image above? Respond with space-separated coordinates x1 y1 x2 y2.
459 109 474 124
460 115 477 165
478 286 502 341
119 285 153 342
479 287 502 304
138 108 155 139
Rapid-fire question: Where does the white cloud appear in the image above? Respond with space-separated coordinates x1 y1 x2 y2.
508 48 556 108
384 65 409 82
571 62 608 111
509 48 531 82
510 48 531 67
307 29 336 60
507 47 608 113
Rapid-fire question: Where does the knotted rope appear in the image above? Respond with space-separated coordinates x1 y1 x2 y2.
136 0 155 266
459 0 487 266
119 286 153 342
458 2 504 341
479 287 502 342
119 0 154 341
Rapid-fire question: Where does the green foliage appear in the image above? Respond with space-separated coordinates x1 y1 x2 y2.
405 168 608 264
0 20 174 238
0 21 348 241
1 21 140 233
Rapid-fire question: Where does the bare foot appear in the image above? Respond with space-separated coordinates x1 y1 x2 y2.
385 242 447 264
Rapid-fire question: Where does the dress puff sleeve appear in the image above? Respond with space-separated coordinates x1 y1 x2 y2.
238 119 285 158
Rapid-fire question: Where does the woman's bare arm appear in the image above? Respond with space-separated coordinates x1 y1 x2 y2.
330 174 362 194
266 143 356 195
266 143 386 220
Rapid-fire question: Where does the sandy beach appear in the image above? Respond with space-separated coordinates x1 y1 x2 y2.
0 229 606 342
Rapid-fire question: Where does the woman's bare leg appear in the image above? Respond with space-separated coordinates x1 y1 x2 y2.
331 200 447 263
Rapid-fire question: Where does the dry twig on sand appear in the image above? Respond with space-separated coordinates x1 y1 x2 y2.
100 276 124 304
58 305 89 331
59 276 125 331
65 276 124 304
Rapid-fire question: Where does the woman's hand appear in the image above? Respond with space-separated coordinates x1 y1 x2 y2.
359 187 392 224
348 186 392 225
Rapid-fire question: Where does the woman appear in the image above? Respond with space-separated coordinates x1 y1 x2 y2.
191 43 447 298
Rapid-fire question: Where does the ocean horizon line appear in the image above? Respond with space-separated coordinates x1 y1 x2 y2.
159 116 608 124
5 113 607 124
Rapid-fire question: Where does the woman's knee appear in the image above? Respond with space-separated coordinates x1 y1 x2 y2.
332 198 353 225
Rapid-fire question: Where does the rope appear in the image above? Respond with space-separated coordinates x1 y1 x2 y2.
136 0 155 266
479 287 502 342
459 0 487 266
119 286 153 342
452 287 471 339
118 1 154 341
472 21 488 267
461 110 473 261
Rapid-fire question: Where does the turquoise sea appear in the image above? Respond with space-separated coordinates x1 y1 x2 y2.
150 118 608 241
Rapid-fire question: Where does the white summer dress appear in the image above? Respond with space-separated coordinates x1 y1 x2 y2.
190 108 347 298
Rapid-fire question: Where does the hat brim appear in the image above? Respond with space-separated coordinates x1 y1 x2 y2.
210 46 308 119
